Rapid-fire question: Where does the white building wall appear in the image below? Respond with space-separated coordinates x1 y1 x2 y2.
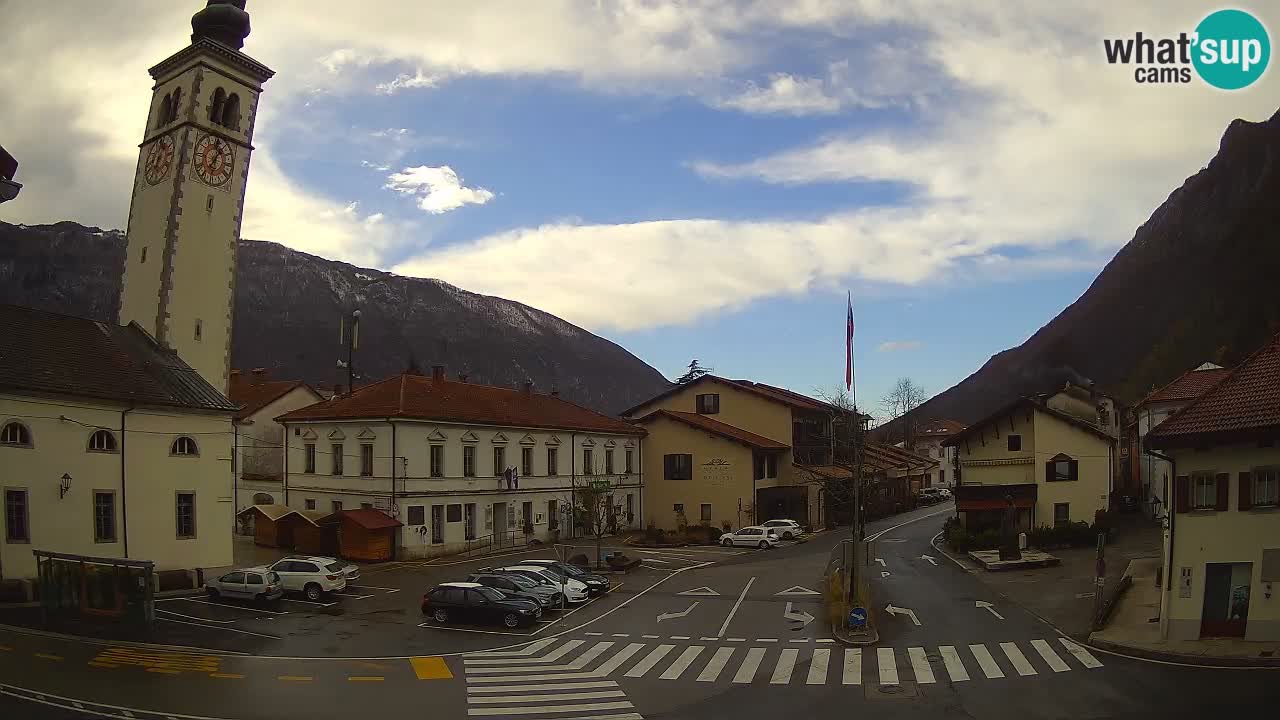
233 385 322 514
1 393 233 579
1137 401 1180 518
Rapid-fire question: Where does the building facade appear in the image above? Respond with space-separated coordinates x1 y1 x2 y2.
911 419 966 488
276 368 645 560
1148 335 1280 641
229 369 322 516
945 393 1115 532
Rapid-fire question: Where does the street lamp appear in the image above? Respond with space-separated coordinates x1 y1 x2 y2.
59 473 72 499
337 308 361 394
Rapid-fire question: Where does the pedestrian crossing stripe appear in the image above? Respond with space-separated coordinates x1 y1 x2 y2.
460 637 1103 691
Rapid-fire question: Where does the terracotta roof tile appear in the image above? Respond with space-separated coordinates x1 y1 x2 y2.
277 373 644 436
229 375 316 420
635 410 789 450
1140 367 1232 405
623 374 871 419
0 304 236 412
1149 333 1280 446
917 419 967 437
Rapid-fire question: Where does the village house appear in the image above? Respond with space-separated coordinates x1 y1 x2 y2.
944 384 1116 533
1147 334 1280 641
912 418 967 488
274 367 645 560
228 368 322 517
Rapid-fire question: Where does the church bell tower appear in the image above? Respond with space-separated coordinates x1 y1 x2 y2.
118 1 273 395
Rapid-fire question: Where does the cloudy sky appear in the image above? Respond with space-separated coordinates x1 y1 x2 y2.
2 1 1276 413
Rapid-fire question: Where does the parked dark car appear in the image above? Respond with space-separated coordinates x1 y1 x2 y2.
421 582 542 628
521 559 611 596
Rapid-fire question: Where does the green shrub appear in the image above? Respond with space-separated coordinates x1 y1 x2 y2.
943 517 970 552
971 529 1002 550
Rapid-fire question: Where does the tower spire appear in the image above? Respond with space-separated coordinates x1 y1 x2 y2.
191 1 251 50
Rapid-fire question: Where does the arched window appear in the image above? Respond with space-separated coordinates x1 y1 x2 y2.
253 493 274 505
1 421 32 447
221 93 240 130
156 93 172 129
209 88 226 125
88 429 118 453
171 436 199 456
168 87 183 123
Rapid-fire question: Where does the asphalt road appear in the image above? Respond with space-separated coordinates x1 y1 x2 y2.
2 503 1278 719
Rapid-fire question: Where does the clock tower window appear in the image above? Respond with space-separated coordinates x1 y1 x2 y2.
220 93 241 130
209 88 226 124
156 93 172 129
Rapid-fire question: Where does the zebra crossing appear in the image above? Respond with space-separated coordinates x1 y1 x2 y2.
462 635 1103 708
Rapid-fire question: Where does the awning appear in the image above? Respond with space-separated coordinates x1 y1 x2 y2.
957 497 1034 511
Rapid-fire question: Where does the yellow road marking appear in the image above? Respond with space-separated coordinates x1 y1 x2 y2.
209 673 245 679
410 656 453 680
278 676 313 682
35 653 63 661
146 668 181 674
348 676 385 682
88 662 120 669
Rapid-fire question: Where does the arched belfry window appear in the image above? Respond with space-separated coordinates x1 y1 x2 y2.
168 87 183 123
221 93 241 130
209 88 226 125
157 93 173 129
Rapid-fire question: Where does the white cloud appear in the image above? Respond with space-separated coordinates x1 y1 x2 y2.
878 341 923 352
374 70 446 94
385 166 495 215
715 73 843 115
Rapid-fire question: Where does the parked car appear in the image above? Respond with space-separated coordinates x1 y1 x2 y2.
491 565 590 603
760 519 805 540
719 526 781 549
937 488 953 500
206 569 283 602
259 557 348 600
284 554 360 584
467 571 563 607
422 582 542 628
918 488 944 505
520 559 611 596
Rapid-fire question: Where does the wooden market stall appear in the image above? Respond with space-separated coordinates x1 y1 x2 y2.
237 504 296 547
321 509 402 562
280 510 338 556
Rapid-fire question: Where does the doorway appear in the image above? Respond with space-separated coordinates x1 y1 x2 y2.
1201 562 1251 638
493 502 508 547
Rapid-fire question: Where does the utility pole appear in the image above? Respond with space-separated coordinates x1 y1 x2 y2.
337 308 361 395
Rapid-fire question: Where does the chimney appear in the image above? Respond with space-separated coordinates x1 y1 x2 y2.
431 365 445 382
458 373 469 384
250 367 268 384
523 381 533 397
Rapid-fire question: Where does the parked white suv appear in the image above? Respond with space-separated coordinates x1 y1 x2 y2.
283 554 360 584
761 519 804 540
494 565 590 603
719 526 781 549
260 557 348 600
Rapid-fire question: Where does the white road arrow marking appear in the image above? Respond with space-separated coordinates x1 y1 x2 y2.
921 555 937 566
657 601 699 622
678 586 720 596
875 558 886 567
783 602 815 627
975 601 1004 620
881 571 891 578
775 586 820 596
884 604 921 626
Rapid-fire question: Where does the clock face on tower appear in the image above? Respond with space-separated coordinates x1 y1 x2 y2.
143 134 175 185
193 133 235 188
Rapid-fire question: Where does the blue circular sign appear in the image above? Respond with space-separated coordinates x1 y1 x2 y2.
1192 9 1270 90
849 607 867 628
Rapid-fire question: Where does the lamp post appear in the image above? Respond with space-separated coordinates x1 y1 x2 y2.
59 473 72 499
337 308 361 394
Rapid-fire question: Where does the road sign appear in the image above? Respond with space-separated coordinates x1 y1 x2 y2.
849 607 867 628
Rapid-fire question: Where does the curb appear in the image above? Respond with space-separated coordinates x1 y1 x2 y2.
1087 637 1280 668
830 619 879 647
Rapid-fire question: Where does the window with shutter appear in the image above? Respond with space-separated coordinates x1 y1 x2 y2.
1239 472 1252 511
1175 475 1190 513
1214 472 1230 511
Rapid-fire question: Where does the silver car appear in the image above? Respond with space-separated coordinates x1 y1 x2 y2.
206 569 283 602
468 572 563 608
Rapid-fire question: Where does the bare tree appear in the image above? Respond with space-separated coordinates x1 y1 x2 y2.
569 465 623 568
798 387 870 536
676 359 713 384
879 377 928 451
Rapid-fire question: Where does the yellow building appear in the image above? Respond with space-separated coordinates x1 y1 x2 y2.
0 2 271 583
623 375 866 530
944 391 1115 532
1148 333 1280 642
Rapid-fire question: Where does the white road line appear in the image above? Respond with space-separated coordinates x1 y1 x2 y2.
154 609 238 624
468 681 618 693
1000 642 1037 676
593 643 645 677
788 639 810 644
1031 639 1070 672
278 597 337 608
732 648 766 683
585 632 603 637
756 638 778 643
345 584 401 591
816 639 835 644
331 593 375 599
641 635 659 639
697 647 735 682
671 636 691 641
160 598 288 615
468 691 627 704
473 637 560 657
465 640 585 665
938 646 969 682
1058 638 1103 669
806 648 830 685
907 647 935 684
467 672 599 683
717 577 756 637
842 649 862 685
876 648 898 685
467 701 634 716
660 646 705 680
641 558 671 564
969 644 1005 678
726 638 745 643
611 634 629 638
567 642 616 670
699 637 719 641
770 648 799 685
624 645 674 678
156 617 281 640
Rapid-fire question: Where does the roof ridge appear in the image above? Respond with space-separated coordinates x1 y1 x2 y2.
1137 362 1232 406
1150 331 1280 436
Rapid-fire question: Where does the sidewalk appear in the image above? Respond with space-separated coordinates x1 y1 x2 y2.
1090 558 1280 666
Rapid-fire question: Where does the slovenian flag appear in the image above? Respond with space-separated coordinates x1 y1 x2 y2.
846 292 855 396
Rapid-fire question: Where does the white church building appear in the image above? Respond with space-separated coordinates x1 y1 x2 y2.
1 1 272 583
